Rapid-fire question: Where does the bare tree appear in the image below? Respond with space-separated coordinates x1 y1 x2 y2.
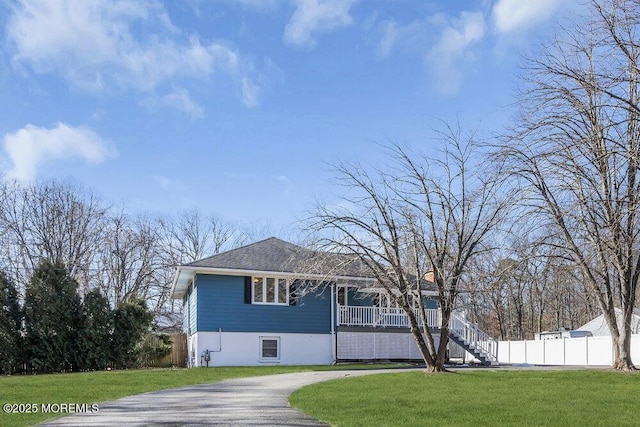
403 132 510 370
314 127 508 372
97 214 162 308
464 230 597 341
504 0 640 369
156 210 249 314
232 221 279 248
0 181 107 293
465 251 510 339
157 210 239 266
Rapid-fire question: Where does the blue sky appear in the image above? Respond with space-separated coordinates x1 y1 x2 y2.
0 0 580 232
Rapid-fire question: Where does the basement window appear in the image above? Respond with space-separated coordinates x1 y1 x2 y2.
260 336 280 360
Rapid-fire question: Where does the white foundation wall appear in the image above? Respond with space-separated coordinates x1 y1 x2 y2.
188 331 333 366
337 331 439 360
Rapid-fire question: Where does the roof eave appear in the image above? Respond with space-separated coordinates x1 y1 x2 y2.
358 287 439 296
170 266 198 299
170 265 376 299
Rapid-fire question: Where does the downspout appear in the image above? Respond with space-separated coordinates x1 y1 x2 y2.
331 283 336 364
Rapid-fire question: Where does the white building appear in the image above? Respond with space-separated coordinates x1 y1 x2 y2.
578 308 640 336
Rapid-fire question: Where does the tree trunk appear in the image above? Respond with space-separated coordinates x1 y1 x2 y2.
425 307 452 373
407 302 449 373
433 323 450 372
612 327 637 371
405 307 437 371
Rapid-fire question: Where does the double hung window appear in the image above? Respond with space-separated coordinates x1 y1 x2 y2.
337 286 348 306
253 277 288 304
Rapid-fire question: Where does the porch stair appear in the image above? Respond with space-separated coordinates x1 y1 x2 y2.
447 312 498 366
337 305 499 365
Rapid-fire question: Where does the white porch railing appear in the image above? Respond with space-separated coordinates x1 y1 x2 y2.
337 305 498 363
337 305 441 328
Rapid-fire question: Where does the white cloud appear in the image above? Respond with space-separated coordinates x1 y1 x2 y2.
7 0 258 108
427 11 485 96
143 87 205 119
283 0 358 47
378 20 399 57
220 0 281 12
163 88 205 118
3 123 115 182
241 58 283 108
241 78 260 108
376 19 429 58
492 0 562 34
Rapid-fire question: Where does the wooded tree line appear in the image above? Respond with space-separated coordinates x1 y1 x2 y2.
0 260 155 374
0 181 272 316
463 234 603 341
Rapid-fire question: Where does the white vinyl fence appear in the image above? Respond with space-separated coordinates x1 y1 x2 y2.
498 334 640 366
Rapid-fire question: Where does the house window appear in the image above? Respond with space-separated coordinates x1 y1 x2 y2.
266 278 276 302
337 286 348 306
252 276 289 304
379 292 401 310
377 292 420 310
253 278 263 303
278 279 287 303
260 336 280 360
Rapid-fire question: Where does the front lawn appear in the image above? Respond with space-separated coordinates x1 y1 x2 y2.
290 369 640 426
0 363 409 427
1 366 313 426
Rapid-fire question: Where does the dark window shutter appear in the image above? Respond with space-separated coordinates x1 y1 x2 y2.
244 276 252 304
289 280 297 306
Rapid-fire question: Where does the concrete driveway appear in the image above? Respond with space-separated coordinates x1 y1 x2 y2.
41 369 414 426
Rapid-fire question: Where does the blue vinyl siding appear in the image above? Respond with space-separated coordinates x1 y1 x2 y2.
348 288 375 306
424 297 438 310
195 274 331 334
347 291 437 309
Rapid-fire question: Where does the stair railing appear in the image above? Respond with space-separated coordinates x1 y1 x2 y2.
449 311 498 363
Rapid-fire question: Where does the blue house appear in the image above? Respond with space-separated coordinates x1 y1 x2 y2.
171 237 496 367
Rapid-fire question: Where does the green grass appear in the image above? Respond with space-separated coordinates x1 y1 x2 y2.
6 366 631 427
0 363 409 427
290 369 640 427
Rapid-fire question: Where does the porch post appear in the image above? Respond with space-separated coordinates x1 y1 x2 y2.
331 283 336 364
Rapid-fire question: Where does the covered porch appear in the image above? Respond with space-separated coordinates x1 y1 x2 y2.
337 305 441 328
335 303 499 365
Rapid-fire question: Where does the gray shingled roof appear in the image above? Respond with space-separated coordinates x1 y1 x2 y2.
172 237 438 299
186 237 375 278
